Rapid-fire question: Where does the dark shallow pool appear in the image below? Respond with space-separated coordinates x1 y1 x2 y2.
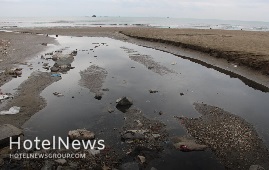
2 36 269 169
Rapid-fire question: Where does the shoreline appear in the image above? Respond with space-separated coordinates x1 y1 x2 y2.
8 27 269 88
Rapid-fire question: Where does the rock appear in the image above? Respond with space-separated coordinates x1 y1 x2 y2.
173 137 208 152
138 155 146 163
0 124 23 147
102 88 109 91
41 160 54 170
55 159 67 165
151 167 157 170
107 107 115 113
116 97 133 106
88 149 100 156
94 93 102 100
152 134 161 138
116 97 133 113
57 166 63 170
43 63 49 66
53 92 64 97
68 129 95 140
149 89 158 93
121 130 149 141
92 15 96 17
51 66 59 72
249 165 265 170
180 93 184 96
119 162 139 170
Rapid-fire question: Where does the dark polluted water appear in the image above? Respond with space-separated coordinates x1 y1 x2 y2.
2 36 269 169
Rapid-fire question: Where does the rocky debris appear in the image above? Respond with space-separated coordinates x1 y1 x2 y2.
5 68 23 77
54 159 67 165
0 124 23 147
173 136 207 152
79 65 108 99
180 93 184 96
116 97 133 113
51 52 75 72
176 103 269 170
249 165 265 170
68 129 95 140
149 89 158 93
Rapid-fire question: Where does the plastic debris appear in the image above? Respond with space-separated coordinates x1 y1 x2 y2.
0 106 20 115
51 73 61 77
0 95 9 101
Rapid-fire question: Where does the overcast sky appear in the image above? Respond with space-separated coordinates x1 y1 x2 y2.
0 0 268 21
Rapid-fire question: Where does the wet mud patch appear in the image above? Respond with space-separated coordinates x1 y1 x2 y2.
176 103 269 170
0 72 61 127
79 65 108 99
120 46 174 75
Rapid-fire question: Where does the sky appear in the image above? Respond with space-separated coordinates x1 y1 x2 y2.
0 0 268 22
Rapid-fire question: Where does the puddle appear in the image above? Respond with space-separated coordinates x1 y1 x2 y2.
1 36 269 169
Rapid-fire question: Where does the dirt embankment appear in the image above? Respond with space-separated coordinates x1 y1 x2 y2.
119 28 269 76
0 31 55 86
0 72 61 127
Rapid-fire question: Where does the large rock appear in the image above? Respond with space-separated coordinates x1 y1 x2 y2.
68 129 95 140
116 97 133 113
0 124 23 147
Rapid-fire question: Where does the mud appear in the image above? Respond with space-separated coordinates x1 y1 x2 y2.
0 72 61 127
79 65 108 98
121 46 174 75
176 103 269 170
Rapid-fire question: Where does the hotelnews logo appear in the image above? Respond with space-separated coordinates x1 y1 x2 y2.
9 136 105 159
10 136 105 150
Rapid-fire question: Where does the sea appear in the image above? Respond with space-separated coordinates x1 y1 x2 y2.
0 16 269 31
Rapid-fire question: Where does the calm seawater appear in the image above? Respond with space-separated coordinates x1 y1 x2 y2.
0 16 269 31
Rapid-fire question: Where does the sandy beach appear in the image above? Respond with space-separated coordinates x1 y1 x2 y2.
1 27 269 169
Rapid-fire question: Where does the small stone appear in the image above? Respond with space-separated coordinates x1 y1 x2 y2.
138 155 146 163
249 165 265 170
68 129 95 140
55 159 67 165
94 93 102 100
149 89 158 93
180 93 184 96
